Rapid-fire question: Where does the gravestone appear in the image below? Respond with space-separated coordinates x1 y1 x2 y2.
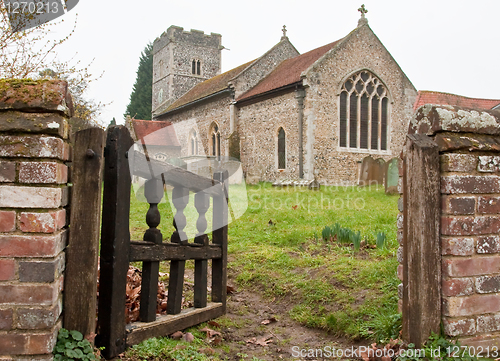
385 157 399 194
375 158 386 186
358 156 386 186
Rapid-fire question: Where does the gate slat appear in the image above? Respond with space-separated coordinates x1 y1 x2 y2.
126 303 224 347
64 127 105 337
96 126 133 359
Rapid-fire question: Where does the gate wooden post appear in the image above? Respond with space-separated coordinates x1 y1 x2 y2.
402 134 441 347
212 170 228 311
64 127 105 338
96 126 133 359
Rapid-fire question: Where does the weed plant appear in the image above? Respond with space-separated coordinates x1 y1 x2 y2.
125 336 215 361
397 332 479 361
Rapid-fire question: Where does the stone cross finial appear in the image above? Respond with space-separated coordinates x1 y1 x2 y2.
281 25 287 39
357 4 368 26
358 4 368 17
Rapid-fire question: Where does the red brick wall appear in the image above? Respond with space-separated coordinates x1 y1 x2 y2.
399 104 500 348
441 152 500 347
0 79 73 359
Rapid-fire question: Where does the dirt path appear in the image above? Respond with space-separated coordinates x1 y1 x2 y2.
116 264 369 360
220 287 364 360
213 268 368 360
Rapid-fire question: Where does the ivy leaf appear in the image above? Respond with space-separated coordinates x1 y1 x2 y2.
65 349 77 357
58 328 69 339
74 349 84 359
77 340 88 347
65 341 75 349
70 330 84 341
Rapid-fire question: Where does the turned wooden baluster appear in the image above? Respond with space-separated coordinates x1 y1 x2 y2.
194 191 210 308
167 185 189 314
140 177 164 322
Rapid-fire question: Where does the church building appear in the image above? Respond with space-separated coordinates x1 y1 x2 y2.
151 8 418 184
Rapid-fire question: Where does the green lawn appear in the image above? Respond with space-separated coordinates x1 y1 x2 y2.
129 182 401 341
227 183 400 340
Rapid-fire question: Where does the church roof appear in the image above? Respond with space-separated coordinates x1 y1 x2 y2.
237 40 342 102
132 119 181 147
414 90 500 111
166 60 254 112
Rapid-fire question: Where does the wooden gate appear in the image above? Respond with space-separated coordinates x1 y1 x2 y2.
96 126 228 359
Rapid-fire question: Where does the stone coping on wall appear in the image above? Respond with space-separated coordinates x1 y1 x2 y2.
0 79 74 118
410 104 500 136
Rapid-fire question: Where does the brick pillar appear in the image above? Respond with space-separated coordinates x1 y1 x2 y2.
400 104 500 348
0 79 73 359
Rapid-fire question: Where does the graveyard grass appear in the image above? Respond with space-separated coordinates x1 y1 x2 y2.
128 182 400 350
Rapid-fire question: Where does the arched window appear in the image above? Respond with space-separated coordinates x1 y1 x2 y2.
192 59 201 75
189 129 199 156
339 70 389 151
154 153 168 162
278 127 286 169
210 123 221 157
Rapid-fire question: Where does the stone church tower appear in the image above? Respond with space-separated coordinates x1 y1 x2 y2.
152 26 222 115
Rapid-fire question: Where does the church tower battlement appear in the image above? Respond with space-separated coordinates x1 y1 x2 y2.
152 26 222 114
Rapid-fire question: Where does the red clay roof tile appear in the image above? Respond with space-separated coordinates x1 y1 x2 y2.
132 119 181 147
237 40 342 102
414 90 500 111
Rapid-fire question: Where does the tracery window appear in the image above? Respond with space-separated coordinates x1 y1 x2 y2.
210 123 221 157
277 127 286 169
339 70 389 151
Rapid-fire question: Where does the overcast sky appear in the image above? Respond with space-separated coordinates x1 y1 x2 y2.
47 0 500 125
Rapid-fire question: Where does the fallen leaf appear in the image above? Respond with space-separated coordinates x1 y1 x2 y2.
211 335 223 345
199 347 216 355
84 332 96 343
246 336 273 346
182 332 195 342
261 317 277 325
129 286 141 299
226 285 237 294
200 327 221 339
208 320 221 328
359 350 369 361
170 331 184 340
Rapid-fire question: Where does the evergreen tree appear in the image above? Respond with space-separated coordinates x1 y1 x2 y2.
125 43 153 120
